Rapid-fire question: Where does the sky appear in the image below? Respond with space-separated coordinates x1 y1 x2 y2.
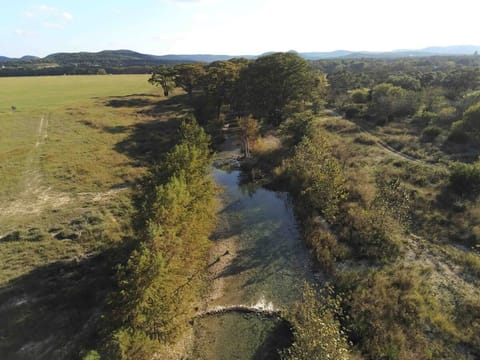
1 0 479 57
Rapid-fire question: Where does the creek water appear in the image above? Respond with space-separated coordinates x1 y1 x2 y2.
189 158 314 359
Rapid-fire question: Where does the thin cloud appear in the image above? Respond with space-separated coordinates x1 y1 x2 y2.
23 4 73 29
15 29 34 37
62 11 73 21
42 22 63 29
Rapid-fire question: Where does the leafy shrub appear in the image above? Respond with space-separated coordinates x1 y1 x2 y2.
342 103 365 119
421 125 442 142
303 218 342 274
343 206 401 263
369 83 419 123
283 284 350 360
349 88 370 104
461 90 480 112
81 350 101 360
412 110 438 127
449 161 480 197
285 128 347 221
386 74 421 91
447 120 469 143
437 106 457 124
463 102 480 140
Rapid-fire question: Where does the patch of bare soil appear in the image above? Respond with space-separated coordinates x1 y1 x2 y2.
404 232 480 305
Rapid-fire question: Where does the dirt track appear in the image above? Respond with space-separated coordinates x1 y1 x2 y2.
0 116 124 218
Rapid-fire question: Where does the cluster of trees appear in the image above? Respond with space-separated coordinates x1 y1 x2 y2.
0 50 187 77
98 119 217 358
149 52 328 126
316 56 480 144
0 64 154 77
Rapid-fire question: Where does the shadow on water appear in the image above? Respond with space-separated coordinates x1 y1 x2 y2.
191 313 293 360
0 243 131 360
252 319 293 360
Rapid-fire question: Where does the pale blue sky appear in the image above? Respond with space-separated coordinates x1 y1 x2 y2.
1 0 479 57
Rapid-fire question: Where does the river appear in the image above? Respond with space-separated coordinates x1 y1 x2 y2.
188 136 314 359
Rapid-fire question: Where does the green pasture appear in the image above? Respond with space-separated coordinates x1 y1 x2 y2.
0 74 184 283
0 74 189 358
0 74 152 112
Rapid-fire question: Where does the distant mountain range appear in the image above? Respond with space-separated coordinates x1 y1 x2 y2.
1 45 480 66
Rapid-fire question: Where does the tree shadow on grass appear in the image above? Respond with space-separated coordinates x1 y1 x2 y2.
103 93 191 117
107 94 193 166
106 98 155 108
113 118 180 166
138 93 191 118
0 243 131 360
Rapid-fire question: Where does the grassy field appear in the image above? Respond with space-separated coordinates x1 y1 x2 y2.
0 75 187 359
0 75 154 111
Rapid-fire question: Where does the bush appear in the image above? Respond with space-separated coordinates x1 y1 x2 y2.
81 350 101 360
343 206 401 263
447 120 469 143
285 128 347 221
421 125 442 142
283 284 351 360
342 103 365 119
369 83 418 123
463 102 480 140
353 133 375 145
349 88 370 104
412 110 438 127
437 106 457 124
449 161 480 197
303 218 341 274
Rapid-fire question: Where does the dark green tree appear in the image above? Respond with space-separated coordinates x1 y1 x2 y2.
240 52 316 124
172 63 206 97
369 83 418 123
149 65 175 97
202 60 244 120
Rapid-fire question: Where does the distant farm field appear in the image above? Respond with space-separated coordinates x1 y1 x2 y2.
0 74 153 111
